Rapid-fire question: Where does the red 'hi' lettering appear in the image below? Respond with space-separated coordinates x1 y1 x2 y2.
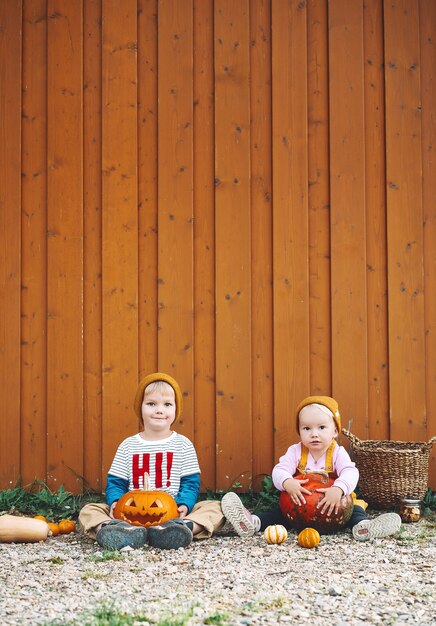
132 453 150 489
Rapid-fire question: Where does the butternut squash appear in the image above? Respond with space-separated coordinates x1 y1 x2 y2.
0 514 49 543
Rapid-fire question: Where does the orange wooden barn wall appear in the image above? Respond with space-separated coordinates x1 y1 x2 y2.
1 0 435 494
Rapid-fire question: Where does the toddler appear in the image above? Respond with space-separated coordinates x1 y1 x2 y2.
222 395 401 541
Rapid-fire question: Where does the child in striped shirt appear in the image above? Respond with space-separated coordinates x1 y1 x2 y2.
79 372 225 550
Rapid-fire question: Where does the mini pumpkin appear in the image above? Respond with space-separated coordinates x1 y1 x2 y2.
263 524 288 544
114 473 178 528
279 470 353 534
58 519 76 534
298 527 321 548
47 522 60 537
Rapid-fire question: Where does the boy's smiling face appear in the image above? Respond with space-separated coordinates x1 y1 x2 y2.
141 388 176 439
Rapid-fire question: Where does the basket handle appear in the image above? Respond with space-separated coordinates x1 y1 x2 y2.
341 428 361 445
342 429 436 448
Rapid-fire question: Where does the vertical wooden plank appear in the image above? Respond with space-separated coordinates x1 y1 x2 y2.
47 0 83 492
21 0 47 486
420 0 436 486
329 0 368 436
384 0 426 441
272 0 309 458
83 0 102 491
215 0 251 489
250 0 274 487
0 0 22 488
138 0 158 379
307 0 331 396
364 0 389 440
157 0 194 438
102 0 138 477
193 0 216 490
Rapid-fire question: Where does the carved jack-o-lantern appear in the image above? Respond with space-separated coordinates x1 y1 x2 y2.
279 470 353 534
113 473 178 528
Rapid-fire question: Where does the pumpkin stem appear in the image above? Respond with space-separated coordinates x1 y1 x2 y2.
143 472 150 491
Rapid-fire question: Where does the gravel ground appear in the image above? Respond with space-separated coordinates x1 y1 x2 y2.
1 515 435 626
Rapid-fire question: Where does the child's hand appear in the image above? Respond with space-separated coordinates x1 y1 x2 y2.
109 501 118 519
283 477 312 505
316 486 344 515
177 505 188 518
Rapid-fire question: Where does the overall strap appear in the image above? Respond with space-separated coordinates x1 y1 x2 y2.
296 440 337 473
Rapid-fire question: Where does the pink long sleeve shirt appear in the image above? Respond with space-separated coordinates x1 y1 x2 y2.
272 442 359 497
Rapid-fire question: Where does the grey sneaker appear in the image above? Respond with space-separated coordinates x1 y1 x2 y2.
147 520 193 550
96 520 148 550
352 513 402 541
221 492 255 538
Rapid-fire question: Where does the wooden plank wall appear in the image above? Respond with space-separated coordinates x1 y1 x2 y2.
0 0 435 494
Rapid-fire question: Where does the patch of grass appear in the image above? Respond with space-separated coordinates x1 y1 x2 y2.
45 603 196 626
47 556 64 565
201 474 280 513
86 550 125 563
204 612 229 625
422 487 436 515
0 480 105 522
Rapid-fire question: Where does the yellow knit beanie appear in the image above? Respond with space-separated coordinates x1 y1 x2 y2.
133 372 183 422
296 395 341 433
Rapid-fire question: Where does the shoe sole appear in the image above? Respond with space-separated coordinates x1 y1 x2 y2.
147 524 192 549
353 513 402 541
221 492 255 538
96 525 148 551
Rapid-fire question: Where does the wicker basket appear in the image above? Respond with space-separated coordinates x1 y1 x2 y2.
342 429 436 509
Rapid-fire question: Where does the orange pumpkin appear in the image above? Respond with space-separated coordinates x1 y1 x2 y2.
34 515 47 522
298 527 321 548
263 524 288 544
279 470 353 534
114 473 178 528
58 519 76 534
47 522 60 537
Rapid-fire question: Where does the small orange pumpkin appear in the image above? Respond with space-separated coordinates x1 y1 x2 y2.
47 522 60 537
113 473 178 528
297 527 321 548
58 519 76 534
34 515 47 522
263 524 288 544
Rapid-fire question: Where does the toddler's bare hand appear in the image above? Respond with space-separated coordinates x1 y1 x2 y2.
316 486 343 515
283 477 311 506
178 505 188 518
109 501 118 519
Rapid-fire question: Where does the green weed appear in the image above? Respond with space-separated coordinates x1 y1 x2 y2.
422 487 436 514
86 551 125 563
47 556 64 565
201 473 280 512
204 612 229 625
0 480 105 521
45 602 195 625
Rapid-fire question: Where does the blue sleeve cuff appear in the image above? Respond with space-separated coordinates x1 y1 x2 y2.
175 473 200 513
105 474 129 507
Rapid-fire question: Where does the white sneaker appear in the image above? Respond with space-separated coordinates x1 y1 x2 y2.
221 492 255 538
352 513 402 541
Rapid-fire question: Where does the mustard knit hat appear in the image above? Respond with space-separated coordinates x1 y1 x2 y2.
133 372 183 422
296 395 341 433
